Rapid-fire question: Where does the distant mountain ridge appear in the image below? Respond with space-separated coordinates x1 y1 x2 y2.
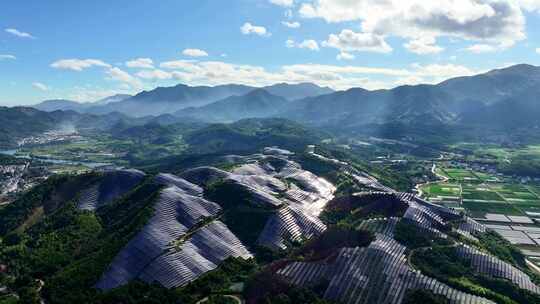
31 83 335 117
33 94 132 112
27 64 540 134
278 64 540 131
175 89 289 122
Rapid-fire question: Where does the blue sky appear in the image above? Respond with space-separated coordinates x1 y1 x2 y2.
1 0 540 106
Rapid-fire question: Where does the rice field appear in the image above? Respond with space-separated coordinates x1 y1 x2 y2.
421 168 540 218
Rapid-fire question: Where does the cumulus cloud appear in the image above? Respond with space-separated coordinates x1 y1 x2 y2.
157 57 477 90
5 28 34 39
32 82 49 91
404 37 444 55
286 39 320 51
182 48 209 57
270 0 294 7
517 0 540 11
136 69 173 81
299 0 526 49
241 22 271 37
51 59 111 71
0 54 16 60
106 67 142 89
126 58 154 69
536 48 540 54
322 29 392 53
337 52 355 60
282 21 301 28
466 44 498 53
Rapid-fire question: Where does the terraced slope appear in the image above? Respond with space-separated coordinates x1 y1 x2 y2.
182 148 337 251
77 169 146 211
268 151 540 304
278 234 494 304
96 176 251 290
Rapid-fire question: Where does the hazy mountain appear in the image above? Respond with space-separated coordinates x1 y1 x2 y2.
93 94 132 105
281 64 540 130
175 89 289 122
81 83 333 117
85 84 255 117
439 64 540 105
0 107 139 148
33 99 88 112
33 94 132 113
262 82 334 100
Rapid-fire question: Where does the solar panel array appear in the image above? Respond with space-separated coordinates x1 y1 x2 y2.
78 169 146 211
402 201 448 239
154 173 203 196
357 217 400 237
456 244 540 294
96 181 233 290
278 234 494 304
139 221 251 288
257 204 327 250
182 154 337 251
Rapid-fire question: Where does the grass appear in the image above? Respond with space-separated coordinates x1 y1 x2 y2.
443 168 478 181
462 201 525 217
421 183 461 198
461 189 505 201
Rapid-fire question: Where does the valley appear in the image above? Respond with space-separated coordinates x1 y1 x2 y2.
3 66 540 304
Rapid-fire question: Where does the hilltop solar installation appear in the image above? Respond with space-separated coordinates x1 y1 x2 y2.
257 204 327 250
456 244 540 294
87 147 540 300
139 221 251 288
78 169 146 211
95 175 249 290
278 234 495 304
183 150 337 251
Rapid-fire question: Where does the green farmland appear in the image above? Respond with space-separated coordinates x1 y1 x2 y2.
421 166 540 218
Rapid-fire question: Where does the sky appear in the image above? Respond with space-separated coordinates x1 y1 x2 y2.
1 0 540 106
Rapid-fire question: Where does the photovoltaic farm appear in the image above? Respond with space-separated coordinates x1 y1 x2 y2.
4 147 540 303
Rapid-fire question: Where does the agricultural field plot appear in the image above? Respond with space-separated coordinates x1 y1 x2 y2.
526 185 540 197
472 171 500 182
489 184 539 201
421 182 461 199
442 168 478 181
461 185 505 202
462 201 525 218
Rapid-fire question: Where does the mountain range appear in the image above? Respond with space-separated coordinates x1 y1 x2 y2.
33 83 333 117
25 64 540 139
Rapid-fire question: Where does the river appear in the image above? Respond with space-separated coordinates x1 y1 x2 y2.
0 149 111 169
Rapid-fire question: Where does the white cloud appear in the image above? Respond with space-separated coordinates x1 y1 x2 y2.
32 82 49 91
51 59 111 71
136 69 172 80
126 58 154 69
106 67 142 89
241 22 271 37
270 0 294 7
337 52 355 60
517 0 540 11
5 28 34 39
322 29 392 53
465 44 498 53
404 37 444 55
299 0 526 49
286 39 320 51
0 54 16 60
182 48 209 57
536 48 540 54
157 58 477 91
282 21 301 28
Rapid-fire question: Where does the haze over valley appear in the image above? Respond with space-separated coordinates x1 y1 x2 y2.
3 1 540 304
